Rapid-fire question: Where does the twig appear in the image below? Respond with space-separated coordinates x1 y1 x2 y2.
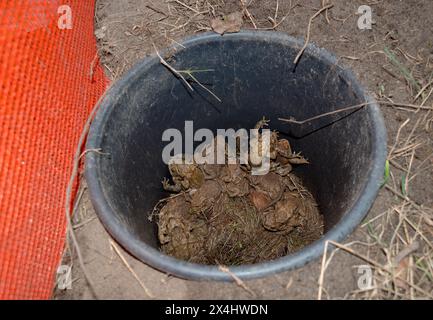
396 212 433 251
268 0 280 28
389 118 410 158
89 53 99 81
378 100 433 111
384 185 423 211
219 266 256 297
172 0 201 14
240 0 257 29
149 192 185 222
79 148 110 160
414 79 433 101
327 241 433 299
279 102 370 125
154 45 221 102
293 4 334 65
153 43 194 91
73 216 97 230
145 5 168 17
110 239 155 298
317 240 330 300
318 241 373 299
279 99 433 126
419 87 433 112
341 55 360 61
65 84 113 300
321 0 331 24
71 186 86 225
286 277 294 291
404 149 415 195
331 13 353 24
180 70 222 102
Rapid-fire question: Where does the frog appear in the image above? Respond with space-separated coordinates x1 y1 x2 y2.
249 172 284 201
275 138 309 165
249 119 308 167
162 154 222 193
247 118 280 169
262 191 304 233
220 164 250 197
162 161 205 193
158 195 208 261
189 180 222 216
270 137 310 176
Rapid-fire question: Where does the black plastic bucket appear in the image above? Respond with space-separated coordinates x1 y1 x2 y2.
85 31 387 280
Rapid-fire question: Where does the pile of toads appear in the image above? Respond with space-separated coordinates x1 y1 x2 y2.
154 120 324 265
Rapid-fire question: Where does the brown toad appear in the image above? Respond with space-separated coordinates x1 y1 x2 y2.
158 195 207 261
189 180 222 215
162 161 205 192
262 191 304 233
220 164 250 197
162 148 224 192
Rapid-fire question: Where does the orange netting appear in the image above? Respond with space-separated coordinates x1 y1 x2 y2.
0 0 108 299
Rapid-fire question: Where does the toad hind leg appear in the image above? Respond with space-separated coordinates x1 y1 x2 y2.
162 177 182 193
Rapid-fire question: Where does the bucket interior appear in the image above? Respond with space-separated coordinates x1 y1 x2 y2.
88 33 379 266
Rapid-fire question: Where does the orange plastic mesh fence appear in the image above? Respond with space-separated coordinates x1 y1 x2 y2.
0 1 108 299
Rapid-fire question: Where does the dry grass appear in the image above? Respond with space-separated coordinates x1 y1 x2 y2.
315 11 433 297
319 193 433 299
95 0 300 79
318 71 433 299
109 239 155 298
95 0 225 79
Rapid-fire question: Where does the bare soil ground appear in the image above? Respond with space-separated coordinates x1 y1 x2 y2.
55 0 433 299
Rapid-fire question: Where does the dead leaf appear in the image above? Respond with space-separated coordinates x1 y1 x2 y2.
211 11 243 35
394 258 410 290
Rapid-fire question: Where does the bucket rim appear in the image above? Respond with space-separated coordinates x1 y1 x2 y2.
85 30 388 281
